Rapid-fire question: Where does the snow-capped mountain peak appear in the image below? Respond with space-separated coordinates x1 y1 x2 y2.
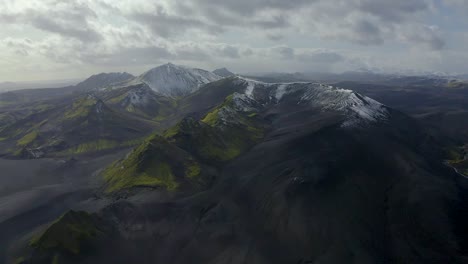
234 77 388 127
135 63 222 97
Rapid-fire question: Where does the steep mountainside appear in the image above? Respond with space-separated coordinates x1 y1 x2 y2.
132 63 222 97
0 94 155 158
336 80 468 179
20 77 468 264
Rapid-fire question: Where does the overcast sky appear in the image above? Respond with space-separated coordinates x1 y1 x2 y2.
1 0 468 81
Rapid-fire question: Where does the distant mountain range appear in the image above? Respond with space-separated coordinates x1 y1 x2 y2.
0 79 81 92
248 70 468 86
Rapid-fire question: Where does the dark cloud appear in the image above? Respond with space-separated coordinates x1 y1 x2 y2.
357 0 429 22
267 34 285 41
83 46 174 66
352 20 384 45
298 51 345 64
242 48 254 57
186 0 312 16
103 0 443 49
0 1 102 42
172 1 302 30
400 25 446 50
272 46 295 60
130 5 223 38
31 16 102 42
214 45 241 59
173 45 210 61
254 15 289 29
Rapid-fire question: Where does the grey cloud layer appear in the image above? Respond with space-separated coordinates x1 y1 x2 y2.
0 0 465 80
0 1 102 42
0 0 446 48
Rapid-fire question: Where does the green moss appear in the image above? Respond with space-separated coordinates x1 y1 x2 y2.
52 254 60 264
185 162 201 179
17 131 38 146
0 100 14 107
105 160 178 193
59 138 143 156
30 211 101 255
447 81 468 89
163 123 183 138
450 160 468 176
34 103 53 112
201 94 235 127
166 116 264 163
13 148 23 157
63 97 97 120
201 108 220 126
14 257 25 264
248 112 258 118
107 92 128 104
103 137 181 193
104 91 267 193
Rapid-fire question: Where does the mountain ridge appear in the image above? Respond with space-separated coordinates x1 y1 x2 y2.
130 63 222 97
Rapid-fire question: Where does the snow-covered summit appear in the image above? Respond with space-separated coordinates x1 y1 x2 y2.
233 77 388 127
135 63 222 97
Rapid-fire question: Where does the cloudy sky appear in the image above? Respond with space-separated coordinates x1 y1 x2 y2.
1 0 468 81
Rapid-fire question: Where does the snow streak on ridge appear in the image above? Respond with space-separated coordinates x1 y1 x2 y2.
235 76 388 127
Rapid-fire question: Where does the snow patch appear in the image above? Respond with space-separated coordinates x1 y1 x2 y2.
245 82 255 97
275 84 290 100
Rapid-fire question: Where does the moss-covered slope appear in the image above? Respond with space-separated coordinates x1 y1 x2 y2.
0 95 155 158
103 92 267 194
30 211 104 256
103 134 206 193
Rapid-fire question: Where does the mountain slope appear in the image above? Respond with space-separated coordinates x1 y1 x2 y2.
74 72 134 92
213 67 235 77
20 77 468 263
133 63 222 97
100 83 178 121
0 94 155 158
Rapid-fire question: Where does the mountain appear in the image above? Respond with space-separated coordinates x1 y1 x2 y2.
213 67 235 77
0 94 156 158
0 73 134 108
0 79 81 92
132 63 222 97
101 83 178 122
74 72 134 92
19 77 468 263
